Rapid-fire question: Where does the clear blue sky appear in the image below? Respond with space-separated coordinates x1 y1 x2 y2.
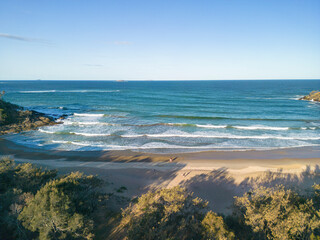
1 0 319 80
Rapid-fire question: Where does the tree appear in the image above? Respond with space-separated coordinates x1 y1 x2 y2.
234 185 320 240
0 157 57 194
201 211 235 240
19 172 103 240
119 186 233 240
0 157 57 239
0 156 16 193
313 184 320 208
16 162 57 194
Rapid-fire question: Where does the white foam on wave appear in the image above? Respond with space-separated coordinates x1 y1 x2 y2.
51 140 69 144
136 142 218 149
72 132 111 137
38 128 320 140
40 128 320 140
39 128 111 136
122 133 320 140
50 140 320 151
197 124 296 131
169 123 306 131
196 124 227 129
289 95 304 100
38 129 56 134
63 90 120 93
63 120 116 126
20 90 57 93
51 140 105 147
233 125 289 131
50 140 221 150
19 90 120 93
73 113 105 117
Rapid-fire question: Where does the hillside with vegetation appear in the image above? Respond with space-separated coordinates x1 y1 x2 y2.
1 157 320 240
0 97 57 135
299 91 320 102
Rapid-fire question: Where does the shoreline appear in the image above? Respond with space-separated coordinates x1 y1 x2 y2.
1 137 320 164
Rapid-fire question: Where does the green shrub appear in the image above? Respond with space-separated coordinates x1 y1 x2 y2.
201 211 235 240
119 186 233 240
234 185 320 240
19 172 103 240
0 157 57 239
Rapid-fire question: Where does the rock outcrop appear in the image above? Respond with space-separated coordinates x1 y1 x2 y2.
299 91 320 102
0 99 59 135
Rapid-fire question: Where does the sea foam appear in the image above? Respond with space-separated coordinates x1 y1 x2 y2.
121 133 320 140
63 121 116 126
73 113 105 117
19 90 120 93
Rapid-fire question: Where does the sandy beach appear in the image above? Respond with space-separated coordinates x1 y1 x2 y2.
1 138 319 214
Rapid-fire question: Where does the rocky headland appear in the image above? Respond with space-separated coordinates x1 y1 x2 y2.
299 90 320 102
0 99 60 135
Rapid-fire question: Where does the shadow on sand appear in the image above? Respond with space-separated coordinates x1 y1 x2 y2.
181 165 320 214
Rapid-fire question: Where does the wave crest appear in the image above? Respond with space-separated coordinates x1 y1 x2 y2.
19 90 120 93
73 113 105 117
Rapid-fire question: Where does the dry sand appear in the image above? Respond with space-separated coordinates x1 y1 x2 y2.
13 156 320 214
1 138 320 214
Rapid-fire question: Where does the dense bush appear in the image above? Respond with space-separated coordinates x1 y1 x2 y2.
313 184 320 208
202 211 235 240
0 158 102 240
19 172 103 240
234 186 320 240
0 100 20 125
0 157 57 239
119 186 234 240
1 157 320 240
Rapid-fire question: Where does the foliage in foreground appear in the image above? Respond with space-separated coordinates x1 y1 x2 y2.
19 172 102 240
0 157 102 240
233 186 320 240
119 186 234 240
1 157 320 240
0 157 57 239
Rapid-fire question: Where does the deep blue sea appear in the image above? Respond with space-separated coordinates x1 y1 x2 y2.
1 80 319 153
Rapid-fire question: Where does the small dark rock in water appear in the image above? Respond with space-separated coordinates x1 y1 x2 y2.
58 114 68 120
299 91 320 102
0 99 59 135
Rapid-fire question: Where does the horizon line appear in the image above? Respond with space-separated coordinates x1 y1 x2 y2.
1 78 320 81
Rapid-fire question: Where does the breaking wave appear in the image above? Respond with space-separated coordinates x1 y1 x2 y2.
19 90 120 93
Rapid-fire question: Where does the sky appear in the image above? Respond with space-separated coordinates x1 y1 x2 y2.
0 0 320 80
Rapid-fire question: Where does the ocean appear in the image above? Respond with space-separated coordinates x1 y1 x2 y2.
1 80 319 153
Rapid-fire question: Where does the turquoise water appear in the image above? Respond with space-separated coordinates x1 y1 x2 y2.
1 80 320 153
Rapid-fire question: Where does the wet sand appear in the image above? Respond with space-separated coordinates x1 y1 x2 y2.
1 137 319 163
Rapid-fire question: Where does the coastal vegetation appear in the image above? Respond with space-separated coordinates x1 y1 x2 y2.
0 157 102 240
1 157 320 239
117 186 234 240
299 91 320 102
19 172 102 240
0 98 57 135
233 186 320 239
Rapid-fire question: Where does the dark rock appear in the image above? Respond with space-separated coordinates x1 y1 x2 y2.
0 99 59 135
58 114 68 120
